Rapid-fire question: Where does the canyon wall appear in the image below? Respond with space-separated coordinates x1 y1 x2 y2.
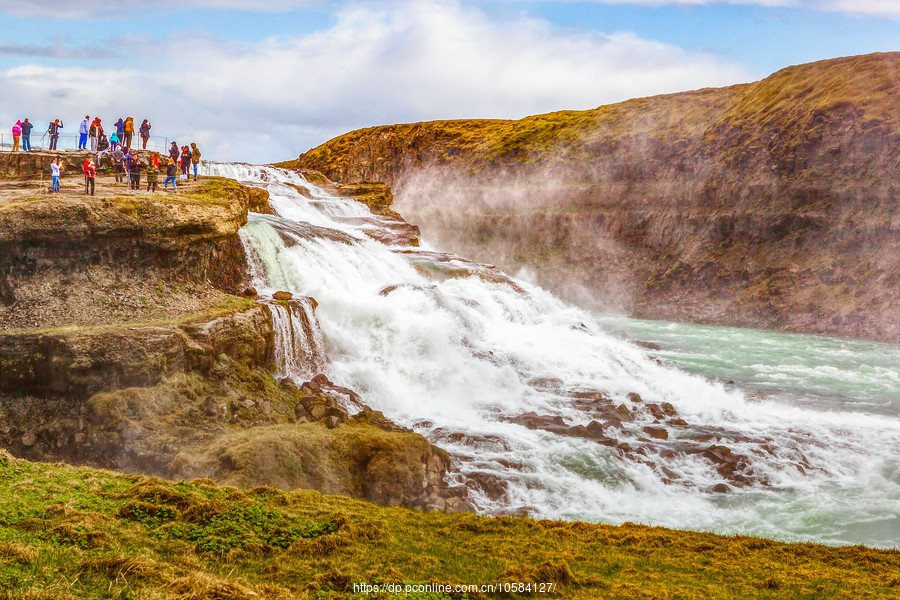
293 53 900 342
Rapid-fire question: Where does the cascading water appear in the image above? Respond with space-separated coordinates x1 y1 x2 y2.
267 297 326 383
210 162 900 548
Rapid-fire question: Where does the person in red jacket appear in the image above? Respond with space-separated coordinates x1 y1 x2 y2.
83 157 96 196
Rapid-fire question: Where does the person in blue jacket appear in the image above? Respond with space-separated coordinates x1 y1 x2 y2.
78 116 90 150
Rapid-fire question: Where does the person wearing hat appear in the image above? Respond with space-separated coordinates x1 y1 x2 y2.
11 120 21 151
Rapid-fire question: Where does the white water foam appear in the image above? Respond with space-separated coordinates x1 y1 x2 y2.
211 162 900 548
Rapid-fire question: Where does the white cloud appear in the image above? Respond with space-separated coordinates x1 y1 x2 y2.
534 0 900 17
0 1 753 163
0 0 325 20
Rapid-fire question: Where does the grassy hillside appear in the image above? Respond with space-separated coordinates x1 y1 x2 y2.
1 449 898 599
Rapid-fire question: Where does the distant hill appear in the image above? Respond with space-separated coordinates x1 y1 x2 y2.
291 53 900 342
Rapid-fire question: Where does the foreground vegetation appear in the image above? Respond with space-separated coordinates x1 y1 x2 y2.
1 450 897 599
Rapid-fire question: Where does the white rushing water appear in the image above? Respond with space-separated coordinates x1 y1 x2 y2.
210 162 900 548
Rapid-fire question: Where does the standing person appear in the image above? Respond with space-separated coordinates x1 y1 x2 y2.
168 142 179 164
109 130 119 151
128 152 141 190
89 118 103 153
123 117 134 149
151 151 161 169
83 156 96 195
11 121 21 151
48 119 63 150
50 157 62 193
122 147 131 186
114 118 125 143
164 158 177 192
190 142 201 181
21 119 33 151
112 145 125 182
146 160 158 192
180 145 191 180
78 116 90 150
139 119 151 150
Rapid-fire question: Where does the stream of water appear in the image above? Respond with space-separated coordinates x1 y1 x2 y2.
210 162 900 549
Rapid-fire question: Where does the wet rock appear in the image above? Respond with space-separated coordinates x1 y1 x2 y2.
710 483 732 494
643 426 669 440
568 389 611 402
669 418 689 427
242 287 257 297
661 402 678 417
467 472 508 501
634 341 662 351
604 418 624 430
614 404 634 422
647 404 665 419
272 290 293 301
526 377 564 392
626 392 643 403
507 412 568 434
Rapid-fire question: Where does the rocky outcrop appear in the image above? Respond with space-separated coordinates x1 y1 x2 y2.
0 172 464 512
0 177 252 295
294 52 900 342
0 302 272 398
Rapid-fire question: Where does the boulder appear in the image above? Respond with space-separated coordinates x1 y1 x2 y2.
643 426 669 441
272 291 293 301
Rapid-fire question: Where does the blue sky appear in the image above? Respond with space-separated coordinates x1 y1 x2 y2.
0 0 897 162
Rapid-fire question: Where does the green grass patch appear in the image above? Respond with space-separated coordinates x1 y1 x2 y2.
0 448 898 598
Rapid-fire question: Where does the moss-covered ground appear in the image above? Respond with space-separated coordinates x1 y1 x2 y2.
1 450 897 599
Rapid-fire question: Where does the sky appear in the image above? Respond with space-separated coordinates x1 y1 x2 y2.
0 0 897 163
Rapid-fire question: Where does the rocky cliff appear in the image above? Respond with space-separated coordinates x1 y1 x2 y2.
293 52 900 342
0 168 464 512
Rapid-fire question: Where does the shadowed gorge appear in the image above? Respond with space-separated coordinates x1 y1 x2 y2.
292 52 900 343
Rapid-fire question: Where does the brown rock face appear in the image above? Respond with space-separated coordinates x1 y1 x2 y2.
295 52 900 342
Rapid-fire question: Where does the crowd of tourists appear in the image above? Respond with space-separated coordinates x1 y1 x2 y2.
11 115 203 196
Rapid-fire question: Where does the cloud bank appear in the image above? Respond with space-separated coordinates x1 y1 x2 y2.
0 1 752 163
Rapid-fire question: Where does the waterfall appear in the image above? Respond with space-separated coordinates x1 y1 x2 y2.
210 162 900 548
267 298 326 383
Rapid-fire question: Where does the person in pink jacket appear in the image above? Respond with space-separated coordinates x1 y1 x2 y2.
11 120 22 151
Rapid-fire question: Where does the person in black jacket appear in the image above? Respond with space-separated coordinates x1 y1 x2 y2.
129 154 142 190
48 119 63 150
164 158 177 192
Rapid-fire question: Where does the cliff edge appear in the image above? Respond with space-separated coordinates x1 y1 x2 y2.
293 52 900 342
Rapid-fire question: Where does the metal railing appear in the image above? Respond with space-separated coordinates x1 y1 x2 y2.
0 133 170 153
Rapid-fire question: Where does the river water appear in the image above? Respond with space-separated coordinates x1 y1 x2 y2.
210 163 900 549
